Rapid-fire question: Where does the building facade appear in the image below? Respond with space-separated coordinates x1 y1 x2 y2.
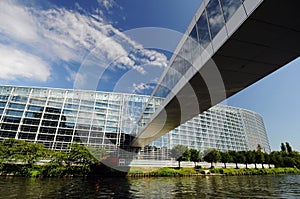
0 86 270 156
150 105 270 153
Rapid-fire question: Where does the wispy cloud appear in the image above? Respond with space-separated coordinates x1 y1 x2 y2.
97 0 116 11
133 83 155 94
0 1 168 87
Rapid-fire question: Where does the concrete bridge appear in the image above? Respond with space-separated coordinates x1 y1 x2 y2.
131 0 300 147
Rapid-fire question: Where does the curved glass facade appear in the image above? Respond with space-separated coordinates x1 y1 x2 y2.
0 86 270 154
150 105 271 153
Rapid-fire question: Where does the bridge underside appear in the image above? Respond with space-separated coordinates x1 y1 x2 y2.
131 0 300 147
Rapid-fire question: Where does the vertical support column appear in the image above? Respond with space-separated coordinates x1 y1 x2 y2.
87 92 96 146
15 88 33 139
35 89 50 144
52 90 68 150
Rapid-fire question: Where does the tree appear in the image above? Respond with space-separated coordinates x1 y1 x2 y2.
190 149 201 167
264 153 271 168
0 138 47 165
203 149 220 168
220 152 231 168
281 143 286 153
245 151 255 169
255 150 265 169
285 142 292 153
228 151 239 169
68 143 97 164
170 145 190 169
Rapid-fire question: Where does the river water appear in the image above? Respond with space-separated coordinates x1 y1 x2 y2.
0 175 299 198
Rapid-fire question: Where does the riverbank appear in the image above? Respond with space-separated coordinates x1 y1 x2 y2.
127 167 300 177
1 162 300 178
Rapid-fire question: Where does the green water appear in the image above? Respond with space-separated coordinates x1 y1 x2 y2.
0 175 299 198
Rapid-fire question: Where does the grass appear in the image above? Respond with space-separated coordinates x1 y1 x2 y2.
127 167 300 177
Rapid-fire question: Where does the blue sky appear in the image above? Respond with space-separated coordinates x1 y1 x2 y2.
0 0 299 151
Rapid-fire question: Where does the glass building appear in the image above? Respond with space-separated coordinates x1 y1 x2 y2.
0 86 270 156
150 105 270 153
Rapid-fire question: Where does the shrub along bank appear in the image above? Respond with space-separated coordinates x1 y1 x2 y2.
127 167 300 177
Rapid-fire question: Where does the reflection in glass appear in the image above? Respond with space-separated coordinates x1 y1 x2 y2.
220 0 242 22
190 26 198 42
206 0 225 39
196 10 211 48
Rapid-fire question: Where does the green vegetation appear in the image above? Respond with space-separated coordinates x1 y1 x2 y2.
0 138 107 177
127 167 300 177
170 145 190 169
170 142 300 169
203 149 220 168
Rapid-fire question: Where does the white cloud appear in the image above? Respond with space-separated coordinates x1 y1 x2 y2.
0 1 168 86
0 44 50 82
97 0 115 11
133 83 155 93
0 1 39 41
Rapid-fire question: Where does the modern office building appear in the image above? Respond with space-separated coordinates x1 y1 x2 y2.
150 105 270 153
0 86 270 158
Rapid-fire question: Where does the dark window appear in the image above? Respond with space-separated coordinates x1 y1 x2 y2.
58 129 73 135
0 131 16 138
38 134 55 141
1 123 18 131
40 127 56 134
55 135 72 142
21 125 38 132
3 116 21 124
23 118 40 125
18 133 36 140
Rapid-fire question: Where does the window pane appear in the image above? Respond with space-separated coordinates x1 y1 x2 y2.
190 26 198 42
206 0 225 39
28 105 43 112
12 96 28 103
220 0 242 21
8 103 25 110
197 10 211 48
6 110 23 117
0 102 6 107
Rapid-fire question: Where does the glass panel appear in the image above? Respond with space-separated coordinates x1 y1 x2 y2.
12 96 28 103
206 0 225 39
30 99 46 105
0 95 9 101
154 84 170 98
6 110 23 117
4 116 21 123
0 86 13 94
190 26 198 42
220 0 242 22
8 103 26 110
0 102 6 107
14 87 30 95
28 105 43 112
197 10 211 48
